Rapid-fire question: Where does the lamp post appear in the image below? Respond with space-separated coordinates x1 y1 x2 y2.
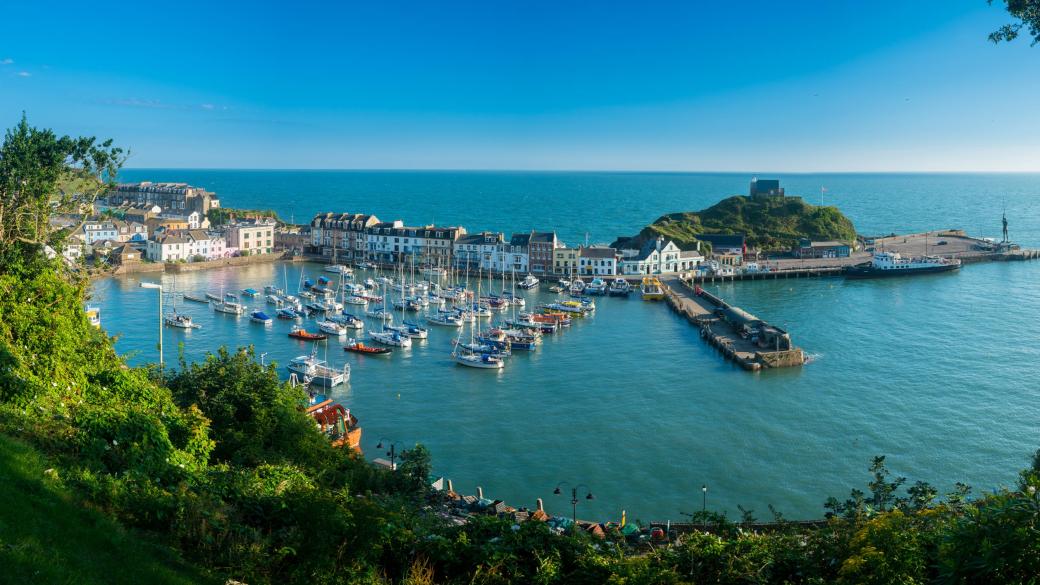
139 282 163 366
702 484 708 526
376 438 401 470
553 482 594 526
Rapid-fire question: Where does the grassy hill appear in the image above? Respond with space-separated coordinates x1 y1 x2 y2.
0 433 217 585
614 195 857 252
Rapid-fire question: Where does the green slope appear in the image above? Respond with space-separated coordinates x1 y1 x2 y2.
0 433 216 585
614 195 857 252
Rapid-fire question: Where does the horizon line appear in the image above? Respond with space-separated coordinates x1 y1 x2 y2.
119 167 1040 175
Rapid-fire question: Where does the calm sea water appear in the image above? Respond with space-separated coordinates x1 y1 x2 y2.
94 170 1040 523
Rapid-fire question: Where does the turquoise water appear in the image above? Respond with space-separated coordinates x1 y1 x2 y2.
95 171 1040 523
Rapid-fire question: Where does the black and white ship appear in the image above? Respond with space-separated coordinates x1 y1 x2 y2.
844 251 961 279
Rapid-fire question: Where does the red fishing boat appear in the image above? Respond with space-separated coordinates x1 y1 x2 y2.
288 326 328 341
344 339 393 355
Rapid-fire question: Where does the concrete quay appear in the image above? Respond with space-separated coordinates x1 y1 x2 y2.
660 276 804 372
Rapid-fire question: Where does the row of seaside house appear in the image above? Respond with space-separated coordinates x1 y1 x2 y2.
307 212 711 276
61 179 852 272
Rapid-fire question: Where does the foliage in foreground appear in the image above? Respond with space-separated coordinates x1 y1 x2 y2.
989 0 1040 45
3 116 1040 584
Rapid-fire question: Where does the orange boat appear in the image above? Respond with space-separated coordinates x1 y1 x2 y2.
307 399 361 451
535 311 572 325
344 340 392 355
289 326 328 341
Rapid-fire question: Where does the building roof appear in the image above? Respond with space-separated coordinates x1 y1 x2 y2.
529 231 557 244
152 233 189 245
808 240 848 248
455 231 502 245
697 233 745 248
311 212 379 227
680 249 704 258
509 233 531 247
580 246 616 259
112 244 139 257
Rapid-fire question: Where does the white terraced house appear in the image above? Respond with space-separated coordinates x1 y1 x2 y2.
453 231 504 272
228 218 276 255
146 233 191 262
579 246 619 276
618 237 684 275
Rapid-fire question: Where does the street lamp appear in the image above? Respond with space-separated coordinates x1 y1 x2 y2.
139 282 163 366
553 482 594 526
376 438 403 470
702 484 708 526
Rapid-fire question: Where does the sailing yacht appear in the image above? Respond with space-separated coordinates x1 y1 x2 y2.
452 270 505 369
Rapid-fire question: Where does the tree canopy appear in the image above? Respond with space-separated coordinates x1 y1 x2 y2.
989 0 1040 44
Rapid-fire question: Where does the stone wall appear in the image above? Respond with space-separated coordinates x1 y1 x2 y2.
164 252 287 273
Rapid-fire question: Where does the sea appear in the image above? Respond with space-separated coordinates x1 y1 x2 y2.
90 170 1040 524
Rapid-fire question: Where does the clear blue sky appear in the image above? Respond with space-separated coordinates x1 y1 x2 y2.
2 0 1037 171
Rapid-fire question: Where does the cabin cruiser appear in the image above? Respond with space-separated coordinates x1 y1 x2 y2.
608 278 632 296
287 355 349 388
518 274 539 289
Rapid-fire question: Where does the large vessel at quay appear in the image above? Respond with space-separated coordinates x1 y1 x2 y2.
844 251 961 279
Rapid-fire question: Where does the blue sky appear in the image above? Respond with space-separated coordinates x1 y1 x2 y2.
2 0 1037 171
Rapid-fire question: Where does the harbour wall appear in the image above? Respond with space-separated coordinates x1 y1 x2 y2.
110 252 288 276
662 278 804 372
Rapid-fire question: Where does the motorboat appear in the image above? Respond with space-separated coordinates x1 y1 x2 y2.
640 276 664 301
277 307 301 320
369 329 412 348
584 278 607 296
344 295 368 306
241 288 259 297
518 274 539 289
324 264 352 275
265 294 282 305
250 310 273 324
288 326 327 341
502 328 539 350
164 311 199 329
213 300 245 315
344 339 392 355
287 354 348 388
608 278 632 296
569 278 585 294
318 320 349 336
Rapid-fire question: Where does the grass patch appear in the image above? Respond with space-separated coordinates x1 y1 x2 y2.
0 433 217 585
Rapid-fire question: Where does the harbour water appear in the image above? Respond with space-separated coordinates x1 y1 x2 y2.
95 171 1040 523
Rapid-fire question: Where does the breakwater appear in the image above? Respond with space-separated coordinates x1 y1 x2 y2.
662 277 804 371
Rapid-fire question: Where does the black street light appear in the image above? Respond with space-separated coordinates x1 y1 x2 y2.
554 481 594 526
376 438 402 470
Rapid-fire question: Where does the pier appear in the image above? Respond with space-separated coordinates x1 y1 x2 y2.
660 276 804 371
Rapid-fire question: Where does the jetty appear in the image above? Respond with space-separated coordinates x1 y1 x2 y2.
660 276 804 371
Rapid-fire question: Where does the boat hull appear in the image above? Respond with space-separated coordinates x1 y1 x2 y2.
843 263 961 279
